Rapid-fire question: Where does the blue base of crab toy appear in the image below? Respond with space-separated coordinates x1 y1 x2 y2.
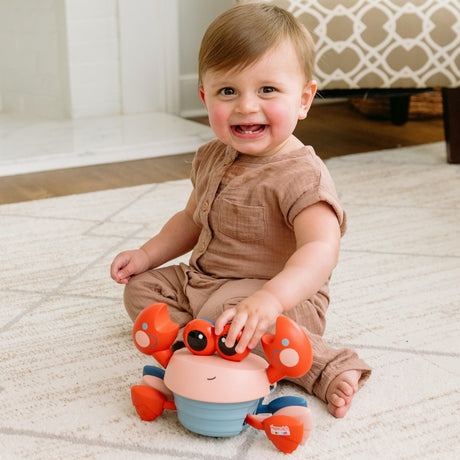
174 394 262 437
174 394 309 438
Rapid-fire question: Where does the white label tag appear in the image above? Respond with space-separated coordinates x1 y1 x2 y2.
270 424 290 436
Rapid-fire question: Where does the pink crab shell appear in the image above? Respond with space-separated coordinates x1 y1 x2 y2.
164 348 270 403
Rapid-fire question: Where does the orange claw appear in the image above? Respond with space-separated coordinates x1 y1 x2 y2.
261 316 313 384
133 303 180 367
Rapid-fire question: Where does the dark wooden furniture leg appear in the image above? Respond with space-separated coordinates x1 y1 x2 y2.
442 87 460 164
390 95 410 126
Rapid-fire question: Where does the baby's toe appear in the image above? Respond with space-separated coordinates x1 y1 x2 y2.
327 392 346 408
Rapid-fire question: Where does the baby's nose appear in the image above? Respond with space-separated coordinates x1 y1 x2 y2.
236 93 259 114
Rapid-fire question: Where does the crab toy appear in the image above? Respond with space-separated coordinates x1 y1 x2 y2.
130 303 313 454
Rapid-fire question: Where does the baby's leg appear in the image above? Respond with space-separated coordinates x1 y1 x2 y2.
197 278 266 322
325 370 362 418
283 299 371 417
197 281 371 417
288 331 371 417
123 265 193 327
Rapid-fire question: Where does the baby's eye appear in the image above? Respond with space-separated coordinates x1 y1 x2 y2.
220 87 236 96
260 86 276 94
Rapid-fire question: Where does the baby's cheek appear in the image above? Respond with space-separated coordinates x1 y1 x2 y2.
268 99 298 128
208 106 229 130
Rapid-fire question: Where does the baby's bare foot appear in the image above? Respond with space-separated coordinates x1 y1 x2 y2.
325 369 361 418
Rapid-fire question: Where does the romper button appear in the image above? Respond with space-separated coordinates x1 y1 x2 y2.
199 242 205 252
202 201 209 211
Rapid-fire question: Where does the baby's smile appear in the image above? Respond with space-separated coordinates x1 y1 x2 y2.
232 124 267 136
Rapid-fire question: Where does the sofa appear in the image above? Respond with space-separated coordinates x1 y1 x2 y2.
238 0 460 163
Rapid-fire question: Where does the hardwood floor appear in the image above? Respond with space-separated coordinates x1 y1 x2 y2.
0 101 445 205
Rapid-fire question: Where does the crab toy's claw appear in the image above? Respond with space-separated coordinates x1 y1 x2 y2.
261 316 313 384
133 303 180 367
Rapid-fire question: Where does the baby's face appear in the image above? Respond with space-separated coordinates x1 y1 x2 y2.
199 39 316 157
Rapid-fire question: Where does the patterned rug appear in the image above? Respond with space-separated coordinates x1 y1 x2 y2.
1 142 459 459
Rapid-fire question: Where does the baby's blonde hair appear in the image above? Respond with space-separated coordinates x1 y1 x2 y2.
198 3 315 84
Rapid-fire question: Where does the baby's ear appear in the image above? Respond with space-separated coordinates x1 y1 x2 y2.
299 80 317 120
199 86 207 108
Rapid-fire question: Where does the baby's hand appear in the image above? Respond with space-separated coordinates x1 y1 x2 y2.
214 290 284 354
110 249 150 284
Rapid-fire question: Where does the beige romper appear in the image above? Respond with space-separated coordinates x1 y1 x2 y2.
124 139 371 402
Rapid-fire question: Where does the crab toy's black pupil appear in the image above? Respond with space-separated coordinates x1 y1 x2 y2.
187 330 207 351
218 335 237 356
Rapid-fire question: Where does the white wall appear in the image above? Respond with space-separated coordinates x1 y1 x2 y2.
118 0 180 115
178 0 234 117
0 0 119 119
66 0 181 118
0 0 233 120
65 0 121 118
0 0 71 118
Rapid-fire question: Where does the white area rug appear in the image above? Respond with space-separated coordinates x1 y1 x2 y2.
1 142 459 459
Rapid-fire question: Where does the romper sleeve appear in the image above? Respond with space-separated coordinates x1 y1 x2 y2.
279 148 347 236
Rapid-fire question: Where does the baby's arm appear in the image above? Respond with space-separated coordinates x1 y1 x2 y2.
215 201 341 353
110 190 200 284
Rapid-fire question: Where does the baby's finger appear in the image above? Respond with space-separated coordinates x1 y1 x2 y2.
110 255 127 280
118 273 132 284
225 312 248 348
239 316 271 353
110 262 120 280
233 316 259 353
235 331 254 354
247 326 267 350
214 308 236 335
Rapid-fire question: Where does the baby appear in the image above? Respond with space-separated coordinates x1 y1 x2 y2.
111 3 371 418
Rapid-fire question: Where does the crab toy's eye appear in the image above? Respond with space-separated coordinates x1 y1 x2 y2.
188 330 207 351
216 324 250 362
183 319 216 355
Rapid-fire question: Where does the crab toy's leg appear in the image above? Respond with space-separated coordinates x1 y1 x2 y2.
259 396 313 444
245 413 304 454
131 366 176 421
265 397 313 445
142 365 174 401
133 303 180 367
245 396 312 454
261 316 313 384
131 385 176 421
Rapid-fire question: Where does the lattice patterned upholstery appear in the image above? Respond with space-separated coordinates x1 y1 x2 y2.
236 0 460 163
237 0 460 90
